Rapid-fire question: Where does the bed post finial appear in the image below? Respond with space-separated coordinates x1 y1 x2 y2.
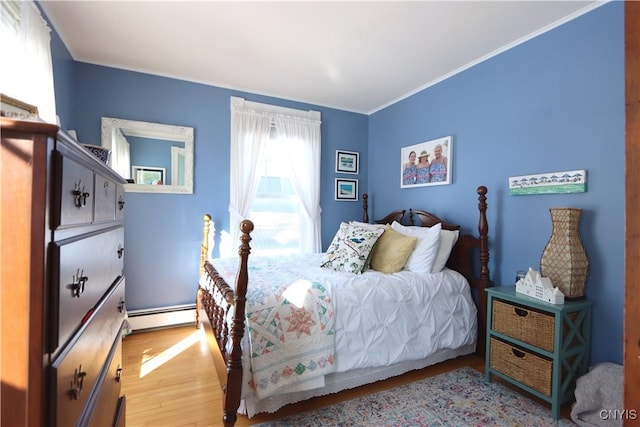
363 193 369 223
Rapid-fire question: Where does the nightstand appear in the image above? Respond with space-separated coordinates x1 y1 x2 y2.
485 285 593 420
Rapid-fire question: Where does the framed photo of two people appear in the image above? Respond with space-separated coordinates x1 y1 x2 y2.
401 135 452 188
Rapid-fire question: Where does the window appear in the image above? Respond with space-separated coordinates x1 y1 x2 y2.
0 0 56 123
226 97 321 257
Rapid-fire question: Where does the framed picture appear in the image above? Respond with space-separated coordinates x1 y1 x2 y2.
335 178 358 201
335 150 359 174
509 169 587 195
1 93 39 120
132 166 166 185
400 135 452 188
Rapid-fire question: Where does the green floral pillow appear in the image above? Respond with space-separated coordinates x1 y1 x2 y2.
322 222 385 274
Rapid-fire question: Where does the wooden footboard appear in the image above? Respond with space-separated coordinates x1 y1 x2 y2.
196 219 253 427
196 186 490 426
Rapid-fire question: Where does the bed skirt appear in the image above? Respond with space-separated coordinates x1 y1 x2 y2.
239 343 476 417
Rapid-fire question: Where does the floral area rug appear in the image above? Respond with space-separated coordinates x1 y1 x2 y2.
251 366 575 426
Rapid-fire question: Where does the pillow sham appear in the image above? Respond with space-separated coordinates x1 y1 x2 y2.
322 222 385 274
325 222 345 254
369 226 418 274
431 229 460 273
326 221 379 254
349 220 387 230
390 221 442 274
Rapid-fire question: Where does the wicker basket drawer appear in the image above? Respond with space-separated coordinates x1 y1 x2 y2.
490 337 552 396
492 299 554 352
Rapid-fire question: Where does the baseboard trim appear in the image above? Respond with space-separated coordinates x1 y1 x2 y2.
127 304 196 331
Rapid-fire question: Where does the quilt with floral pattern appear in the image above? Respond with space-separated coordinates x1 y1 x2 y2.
212 255 336 400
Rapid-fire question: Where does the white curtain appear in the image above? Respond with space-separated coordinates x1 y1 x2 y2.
228 104 271 253
111 128 131 179
0 0 56 124
273 115 322 253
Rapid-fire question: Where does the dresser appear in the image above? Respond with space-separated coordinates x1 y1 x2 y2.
485 285 593 419
1 118 127 426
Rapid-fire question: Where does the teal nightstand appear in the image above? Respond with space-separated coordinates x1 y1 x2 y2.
485 285 593 420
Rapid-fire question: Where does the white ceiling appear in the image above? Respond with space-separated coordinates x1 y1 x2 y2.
39 1 603 115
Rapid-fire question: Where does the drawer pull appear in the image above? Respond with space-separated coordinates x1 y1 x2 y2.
511 348 526 358
514 307 529 317
118 299 126 313
70 365 87 400
117 245 125 258
118 197 125 211
104 181 111 193
116 365 123 383
70 269 88 298
72 181 90 208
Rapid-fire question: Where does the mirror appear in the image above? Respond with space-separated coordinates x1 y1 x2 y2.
101 117 193 194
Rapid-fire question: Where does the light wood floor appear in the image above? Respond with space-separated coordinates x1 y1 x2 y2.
121 324 567 427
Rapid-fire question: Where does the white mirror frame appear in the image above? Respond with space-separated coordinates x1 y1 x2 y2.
101 117 194 194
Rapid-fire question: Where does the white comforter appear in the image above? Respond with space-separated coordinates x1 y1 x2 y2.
206 252 477 409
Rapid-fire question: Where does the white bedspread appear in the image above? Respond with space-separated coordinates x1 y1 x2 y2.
208 252 477 415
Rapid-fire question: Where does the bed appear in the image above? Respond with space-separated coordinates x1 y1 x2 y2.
196 185 491 426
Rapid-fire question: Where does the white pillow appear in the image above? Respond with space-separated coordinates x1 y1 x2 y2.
431 229 460 273
391 221 441 273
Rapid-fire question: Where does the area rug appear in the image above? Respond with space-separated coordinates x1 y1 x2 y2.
251 367 575 426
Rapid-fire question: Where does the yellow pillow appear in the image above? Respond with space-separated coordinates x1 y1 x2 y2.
369 226 418 273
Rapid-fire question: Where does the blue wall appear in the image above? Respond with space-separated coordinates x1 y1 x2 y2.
368 3 624 365
46 2 623 364
57 63 369 312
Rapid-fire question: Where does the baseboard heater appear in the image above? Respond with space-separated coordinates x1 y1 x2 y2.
126 304 196 332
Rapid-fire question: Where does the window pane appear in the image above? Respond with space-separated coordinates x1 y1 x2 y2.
249 139 300 256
